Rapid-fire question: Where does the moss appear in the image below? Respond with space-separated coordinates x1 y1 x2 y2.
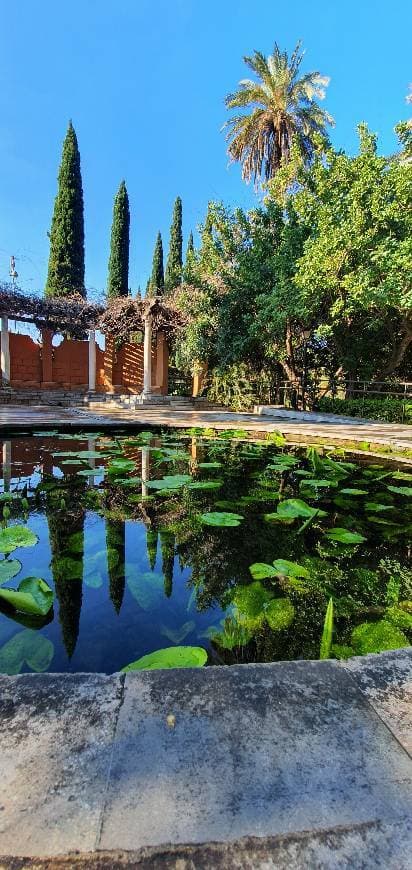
266 598 295 630
351 619 410 654
385 605 412 631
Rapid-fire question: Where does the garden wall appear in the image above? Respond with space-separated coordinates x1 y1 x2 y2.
1 330 168 394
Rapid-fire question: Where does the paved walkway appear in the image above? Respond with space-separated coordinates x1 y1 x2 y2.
1 404 412 454
0 650 411 867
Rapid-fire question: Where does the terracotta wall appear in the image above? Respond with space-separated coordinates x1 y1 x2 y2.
9 334 42 387
1 329 168 394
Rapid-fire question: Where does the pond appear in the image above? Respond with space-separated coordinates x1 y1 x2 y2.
0 428 411 675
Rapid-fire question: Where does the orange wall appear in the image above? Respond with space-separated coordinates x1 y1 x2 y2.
2 331 167 394
9 334 42 386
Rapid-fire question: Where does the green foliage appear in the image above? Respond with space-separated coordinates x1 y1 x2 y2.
0 526 38 555
318 397 412 424
165 196 183 292
0 559 21 584
107 180 130 298
224 41 333 184
200 511 244 527
45 122 85 298
121 645 207 671
147 231 164 296
266 598 295 630
319 597 334 659
351 620 410 654
0 577 54 616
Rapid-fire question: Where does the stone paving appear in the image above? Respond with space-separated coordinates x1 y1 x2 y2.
0 651 411 866
1 403 412 453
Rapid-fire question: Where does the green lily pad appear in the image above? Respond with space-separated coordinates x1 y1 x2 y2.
300 479 335 489
266 598 295 630
351 620 410 654
249 563 278 580
387 486 412 496
200 512 244 527
263 513 294 525
147 475 192 490
364 503 395 512
0 526 38 555
0 559 21 584
187 480 223 491
340 489 368 496
277 499 327 520
107 459 136 475
0 578 54 615
272 559 310 578
197 462 223 469
121 645 207 671
0 629 54 674
391 471 412 481
324 528 366 544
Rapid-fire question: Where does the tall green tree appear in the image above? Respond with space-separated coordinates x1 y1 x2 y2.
147 231 164 296
45 121 85 297
224 41 333 184
107 180 130 298
165 196 183 292
186 231 194 259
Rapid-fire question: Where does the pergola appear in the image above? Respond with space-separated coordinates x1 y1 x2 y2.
0 286 183 396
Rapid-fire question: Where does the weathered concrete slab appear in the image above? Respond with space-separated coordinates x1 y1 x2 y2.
1 819 411 868
343 648 412 758
99 660 412 852
0 673 124 857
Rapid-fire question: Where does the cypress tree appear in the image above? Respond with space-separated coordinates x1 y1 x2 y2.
107 180 130 298
45 121 85 298
165 196 183 292
186 230 194 259
147 231 164 296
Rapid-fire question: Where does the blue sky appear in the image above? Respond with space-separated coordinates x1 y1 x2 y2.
0 0 410 300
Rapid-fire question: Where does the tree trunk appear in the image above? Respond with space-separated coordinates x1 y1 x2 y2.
374 318 412 381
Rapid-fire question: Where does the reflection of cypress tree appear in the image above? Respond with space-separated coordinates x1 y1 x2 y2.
46 485 85 659
160 529 175 598
146 527 158 571
106 519 126 614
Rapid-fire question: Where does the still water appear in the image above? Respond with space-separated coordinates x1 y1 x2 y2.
0 428 411 674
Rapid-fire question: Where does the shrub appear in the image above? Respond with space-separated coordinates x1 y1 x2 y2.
317 396 412 424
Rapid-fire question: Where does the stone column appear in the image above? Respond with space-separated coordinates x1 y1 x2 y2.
1 316 10 384
142 315 152 396
141 446 150 498
192 361 208 398
41 328 54 386
155 331 169 395
88 330 96 392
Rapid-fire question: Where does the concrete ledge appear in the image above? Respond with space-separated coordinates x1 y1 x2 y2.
0 652 411 862
254 405 371 425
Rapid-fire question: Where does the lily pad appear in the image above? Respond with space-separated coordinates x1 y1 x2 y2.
351 620 410 654
391 471 412 481
0 629 54 674
107 459 136 475
200 512 244 527
263 513 294 525
266 598 295 630
0 526 38 555
197 462 222 469
300 479 336 489
147 475 192 490
0 559 21 584
324 528 366 544
121 645 207 671
364 503 395 512
272 559 310 578
249 563 278 580
187 480 223 491
0 578 53 615
387 486 412 496
277 499 327 520
340 489 368 496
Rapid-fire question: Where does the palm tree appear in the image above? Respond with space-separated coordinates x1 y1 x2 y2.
224 41 334 184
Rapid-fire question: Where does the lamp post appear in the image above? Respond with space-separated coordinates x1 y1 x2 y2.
301 327 311 411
